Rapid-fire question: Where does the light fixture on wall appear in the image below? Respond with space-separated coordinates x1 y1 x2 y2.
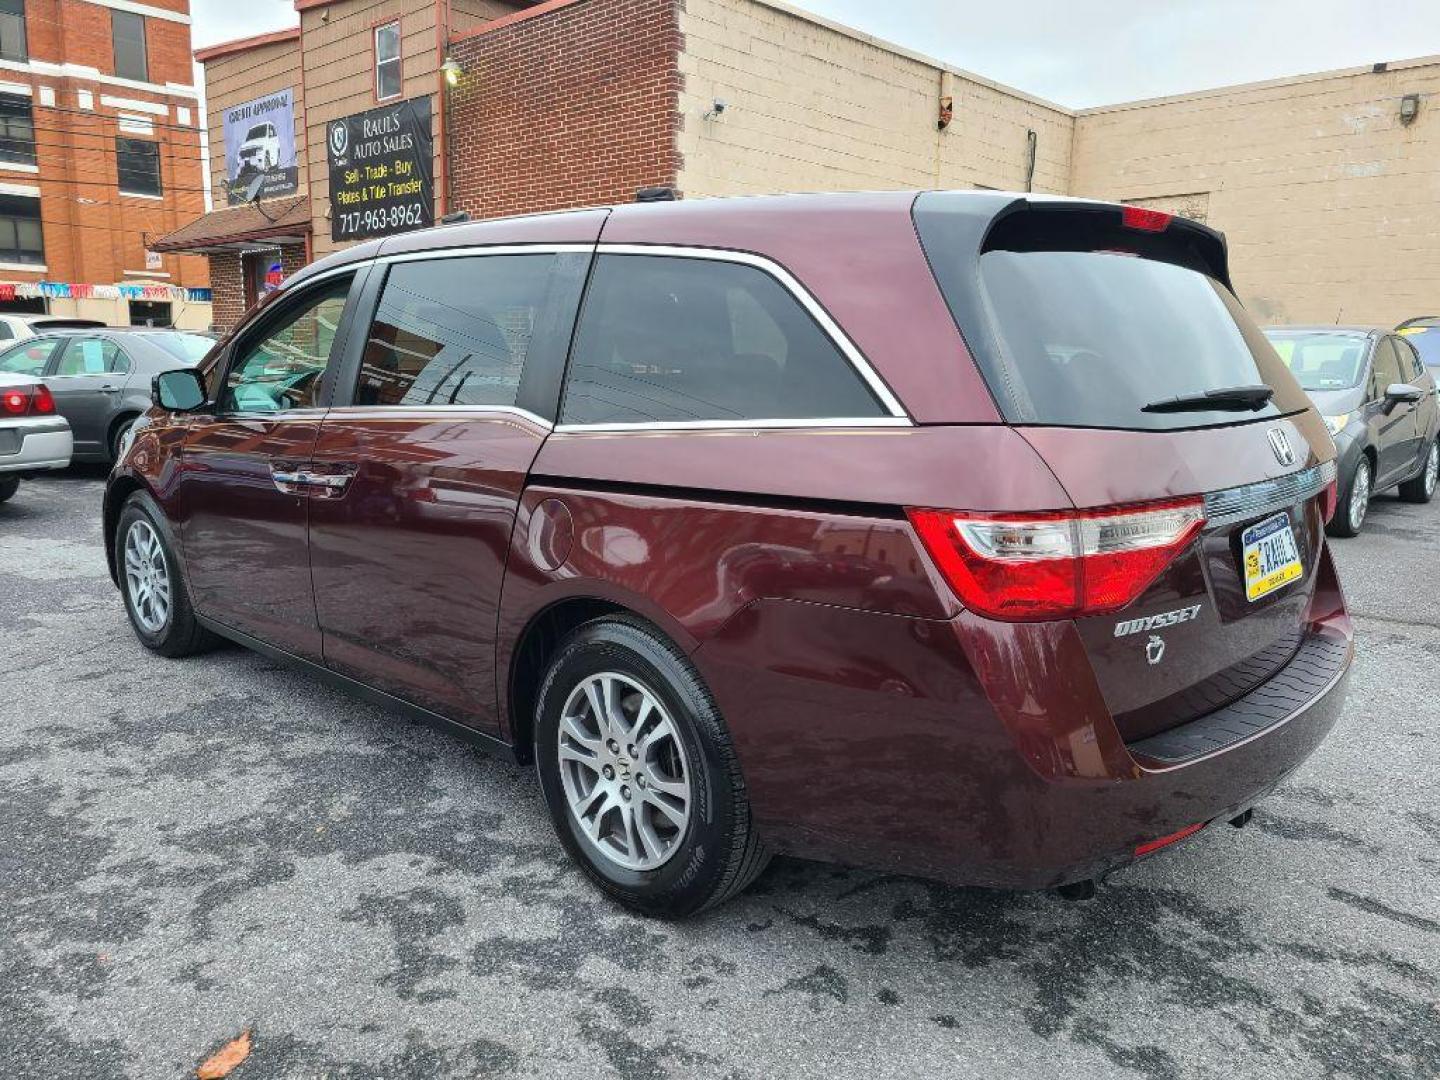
703 98 727 121
1400 93 1420 125
442 56 463 87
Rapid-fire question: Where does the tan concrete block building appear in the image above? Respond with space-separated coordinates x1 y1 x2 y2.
163 0 1440 331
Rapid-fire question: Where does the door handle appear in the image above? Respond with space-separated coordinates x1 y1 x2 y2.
270 466 355 497
99 384 120 393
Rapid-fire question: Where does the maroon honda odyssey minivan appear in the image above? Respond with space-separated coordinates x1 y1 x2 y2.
107 191 1352 915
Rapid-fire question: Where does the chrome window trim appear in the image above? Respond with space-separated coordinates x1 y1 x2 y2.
552 416 910 434
320 403 555 429
379 243 595 265
1203 459 1338 528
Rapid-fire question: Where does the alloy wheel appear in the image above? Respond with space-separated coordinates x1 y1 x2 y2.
1350 460 1371 531
123 520 171 633
557 671 692 872
1426 443 1438 498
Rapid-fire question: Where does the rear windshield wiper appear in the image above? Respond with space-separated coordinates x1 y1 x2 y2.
1142 384 1274 414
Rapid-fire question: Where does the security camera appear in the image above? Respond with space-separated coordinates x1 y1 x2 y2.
704 98 728 120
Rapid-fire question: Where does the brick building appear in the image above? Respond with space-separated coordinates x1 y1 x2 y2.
0 0 211 327
162 0 1440 331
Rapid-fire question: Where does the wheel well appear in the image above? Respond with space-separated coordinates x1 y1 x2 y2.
507 597 626 762
107 410 141 447
102 475 144 584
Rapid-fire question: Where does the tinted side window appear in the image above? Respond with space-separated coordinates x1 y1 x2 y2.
54 337 127 375
1372 338 1403 395
223 277 351 412
1394 336 1425 380
561 254 885 425
357 254 584 410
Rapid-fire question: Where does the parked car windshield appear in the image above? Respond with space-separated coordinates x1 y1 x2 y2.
1263 329 1370 391
1399 325 1440 370
144 332 215 365
971 250 1308 429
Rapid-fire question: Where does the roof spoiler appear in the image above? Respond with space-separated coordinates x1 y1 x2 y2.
913 191 1232 291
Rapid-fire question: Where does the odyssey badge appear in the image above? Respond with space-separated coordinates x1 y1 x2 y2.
1114 603 1203 638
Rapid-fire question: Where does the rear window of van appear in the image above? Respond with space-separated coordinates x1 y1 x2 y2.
915 196 1311 431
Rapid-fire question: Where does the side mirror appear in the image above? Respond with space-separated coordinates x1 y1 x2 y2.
1384 382 1423 408
153 368 208 412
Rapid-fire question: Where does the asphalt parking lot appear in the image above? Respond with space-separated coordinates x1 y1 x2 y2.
2 467 1438 1080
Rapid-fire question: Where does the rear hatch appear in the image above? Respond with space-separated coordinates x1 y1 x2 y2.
913 193 1336 742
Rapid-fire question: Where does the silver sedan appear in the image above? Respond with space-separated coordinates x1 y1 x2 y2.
0 371 72 503
0 329 215 463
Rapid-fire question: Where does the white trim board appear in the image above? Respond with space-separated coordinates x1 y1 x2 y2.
0 60 198 99
81 0 190 25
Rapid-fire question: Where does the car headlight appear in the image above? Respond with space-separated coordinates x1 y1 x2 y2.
1324 414 1349 436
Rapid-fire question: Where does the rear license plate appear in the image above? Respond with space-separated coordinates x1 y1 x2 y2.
1242 512 1302 602
0 429 19 456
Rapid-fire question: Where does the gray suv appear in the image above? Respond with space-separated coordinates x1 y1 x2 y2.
0 329 215 462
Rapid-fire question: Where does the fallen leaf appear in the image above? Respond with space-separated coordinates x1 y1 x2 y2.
196 1029 252 1079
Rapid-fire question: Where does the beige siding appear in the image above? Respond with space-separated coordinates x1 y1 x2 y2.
1072 58 1440 326
300 0 442 257
676 0 1072 198
204 39 306 200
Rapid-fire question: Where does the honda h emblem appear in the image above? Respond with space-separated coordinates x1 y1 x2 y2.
1268 428 1296 468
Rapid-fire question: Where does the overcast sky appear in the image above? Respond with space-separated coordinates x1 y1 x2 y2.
191 0 1440 108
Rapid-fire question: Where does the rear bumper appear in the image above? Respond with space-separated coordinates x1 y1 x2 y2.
994 627 1351 889
0 421 73 473
696 541 1353 890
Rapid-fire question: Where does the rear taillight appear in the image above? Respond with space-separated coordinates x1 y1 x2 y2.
907 498 1206 621
1 387 27 415
1 384 54 416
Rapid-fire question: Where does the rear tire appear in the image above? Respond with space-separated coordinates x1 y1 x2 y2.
533 616 769 917
1399 439 1438 504
116 491 216 657
0 476 18 503
1327 455 1371 538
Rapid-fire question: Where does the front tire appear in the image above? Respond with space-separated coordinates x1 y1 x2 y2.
1399 439 1439 503
116 492 215 657
533 616 769 916
1328 455 1371 538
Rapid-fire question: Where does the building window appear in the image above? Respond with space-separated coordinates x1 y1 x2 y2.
375 21 401 101
0 195 44 265
0 0 26 63
116 137 161 196
0 94 35 167
112 10 148 82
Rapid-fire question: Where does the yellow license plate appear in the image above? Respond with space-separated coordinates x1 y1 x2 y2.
1242 512 1302 602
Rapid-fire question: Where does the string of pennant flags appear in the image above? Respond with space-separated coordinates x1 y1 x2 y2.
0 282 213 303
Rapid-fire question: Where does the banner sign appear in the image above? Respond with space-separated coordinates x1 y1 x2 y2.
223 88 299 205
0 281 211 302
327 95 434 243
